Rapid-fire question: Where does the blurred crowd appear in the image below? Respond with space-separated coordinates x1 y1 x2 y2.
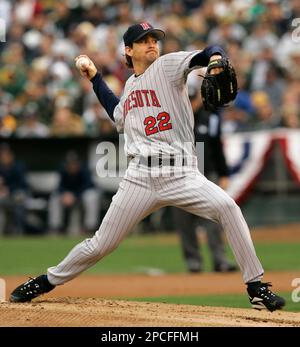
1 0 300 138
0 142 101 235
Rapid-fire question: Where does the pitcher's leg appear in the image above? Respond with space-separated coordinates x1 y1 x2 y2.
169 174 263 283
47 177 158 285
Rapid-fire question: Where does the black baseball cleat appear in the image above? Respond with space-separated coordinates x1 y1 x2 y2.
10 275 55 303
247 282 285 312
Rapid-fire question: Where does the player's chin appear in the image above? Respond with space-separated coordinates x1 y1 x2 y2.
146 52 159 63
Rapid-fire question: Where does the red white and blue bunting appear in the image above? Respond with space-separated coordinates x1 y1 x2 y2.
278 129 300 186
223 129 300 204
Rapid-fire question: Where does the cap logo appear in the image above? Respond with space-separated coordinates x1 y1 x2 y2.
140 22 151 30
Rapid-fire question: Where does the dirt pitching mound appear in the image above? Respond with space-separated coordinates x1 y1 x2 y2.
2 271 299 327
1 298 299 327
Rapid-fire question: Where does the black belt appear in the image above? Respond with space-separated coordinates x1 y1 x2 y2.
129 155 188 167
146 156 185 167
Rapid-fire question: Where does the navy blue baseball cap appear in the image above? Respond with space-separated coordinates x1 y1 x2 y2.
123 22 165 46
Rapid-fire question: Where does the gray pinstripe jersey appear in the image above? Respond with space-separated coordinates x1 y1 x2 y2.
113 51 201 158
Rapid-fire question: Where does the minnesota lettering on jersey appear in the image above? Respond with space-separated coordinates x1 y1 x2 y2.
123 89 161 118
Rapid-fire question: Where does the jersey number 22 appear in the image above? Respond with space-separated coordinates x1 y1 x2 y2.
144 112 172 136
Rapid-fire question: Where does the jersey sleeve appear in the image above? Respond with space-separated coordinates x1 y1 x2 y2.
160 51 201 88
112 75 136 133
113 101 124 133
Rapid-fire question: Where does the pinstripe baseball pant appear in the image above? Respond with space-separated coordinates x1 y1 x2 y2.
47 161 263 285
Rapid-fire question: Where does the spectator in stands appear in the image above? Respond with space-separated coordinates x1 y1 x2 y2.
82 95 115 137
221 72 254 134
0 0 298 134
281 105 300 128
251 91 280 129
0 113 17 137
50 104 85 137
261 64 286 111
16 103 50 138
207 16 247 46
48 151 100 235
0 143 28 235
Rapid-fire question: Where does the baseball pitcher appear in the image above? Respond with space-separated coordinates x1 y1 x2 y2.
10 23 285 312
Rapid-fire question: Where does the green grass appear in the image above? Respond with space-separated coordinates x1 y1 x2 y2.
0 234 299 275
254 243 300 271
0 234 183 275
125 292 300 312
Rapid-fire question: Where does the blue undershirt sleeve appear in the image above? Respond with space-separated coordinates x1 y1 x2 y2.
90 73 120 121
189 45 226 68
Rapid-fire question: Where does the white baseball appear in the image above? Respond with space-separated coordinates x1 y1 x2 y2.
76 57 90 70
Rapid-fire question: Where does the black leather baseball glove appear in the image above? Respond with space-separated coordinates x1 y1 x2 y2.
200 58 238 112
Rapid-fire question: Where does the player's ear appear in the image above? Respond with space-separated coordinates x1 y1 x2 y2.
125 46 133 57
